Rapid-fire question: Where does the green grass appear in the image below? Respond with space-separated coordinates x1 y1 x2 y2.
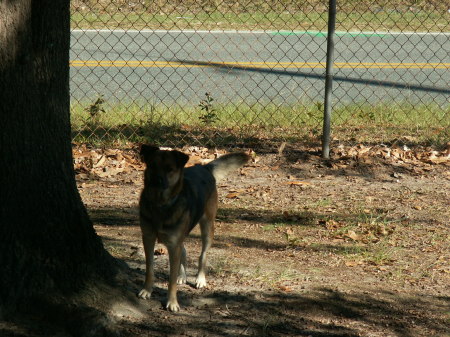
70 10 328 31
335 10 449 32
70 8 449 32
338 242 397 266
318 212 400 266
70 99 449 148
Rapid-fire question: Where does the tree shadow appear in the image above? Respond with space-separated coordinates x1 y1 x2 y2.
120 287 449 337
20 204 441 336
71 105 447 153
87 204 439 256
264 144 447 182
173 59 450 95
72 121 319 152
4 281 447 336
90 207 138 226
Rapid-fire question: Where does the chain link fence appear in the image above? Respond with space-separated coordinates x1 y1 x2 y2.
70 1 449 150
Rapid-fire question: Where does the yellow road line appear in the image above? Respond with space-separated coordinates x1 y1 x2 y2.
70 60 450 69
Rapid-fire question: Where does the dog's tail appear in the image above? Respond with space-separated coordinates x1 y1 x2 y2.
206 152 250 181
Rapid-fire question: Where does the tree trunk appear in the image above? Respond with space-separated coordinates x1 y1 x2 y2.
0 0 115 310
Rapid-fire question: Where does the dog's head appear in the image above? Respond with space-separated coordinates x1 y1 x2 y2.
140 145 189 206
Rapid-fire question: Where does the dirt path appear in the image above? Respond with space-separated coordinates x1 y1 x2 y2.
76 145 449 337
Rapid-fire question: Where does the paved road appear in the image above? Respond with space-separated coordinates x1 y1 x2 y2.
70 29 450 106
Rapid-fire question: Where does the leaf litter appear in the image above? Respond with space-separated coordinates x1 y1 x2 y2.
73 141 449 337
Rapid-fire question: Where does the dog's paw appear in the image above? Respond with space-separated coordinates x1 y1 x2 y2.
177 265 187 284
138 289 152 299
195 275 207 289
177 275 187 285
166 300 180 312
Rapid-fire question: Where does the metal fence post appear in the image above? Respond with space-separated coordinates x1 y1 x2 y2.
70 3 449 149
322 0 337 159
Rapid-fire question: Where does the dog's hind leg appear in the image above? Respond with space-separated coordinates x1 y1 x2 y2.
196 191 217 289
177 245 187 285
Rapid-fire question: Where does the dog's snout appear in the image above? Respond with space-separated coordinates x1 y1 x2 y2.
150 175 168 189
158 176 168 189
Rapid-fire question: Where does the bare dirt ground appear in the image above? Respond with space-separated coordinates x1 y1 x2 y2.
72 143 450 337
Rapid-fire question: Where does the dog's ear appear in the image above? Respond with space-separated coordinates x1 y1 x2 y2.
140 144 159 162
173 150 189 168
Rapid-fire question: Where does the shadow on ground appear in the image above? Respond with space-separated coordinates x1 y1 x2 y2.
85 206 449 336
2 253 447 337
120 286 449 337
72 120 448 153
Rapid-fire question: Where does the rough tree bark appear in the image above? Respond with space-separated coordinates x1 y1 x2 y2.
0 0 116 314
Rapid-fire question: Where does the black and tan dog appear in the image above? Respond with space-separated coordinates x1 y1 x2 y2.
137 145 250 312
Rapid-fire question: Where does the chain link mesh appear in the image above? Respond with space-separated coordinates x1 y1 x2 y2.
70 1 449 149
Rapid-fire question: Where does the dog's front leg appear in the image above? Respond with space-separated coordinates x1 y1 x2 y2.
138 230 156 299
166 243 182 312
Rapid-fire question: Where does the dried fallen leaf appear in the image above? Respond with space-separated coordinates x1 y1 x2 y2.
332 238 345 243
278 285 293 292
345 261 362 267
346 230 362 241
428 157 448 164
284 181 311 186
324 219 341 230
278 142 287 156
93 155 106 168
154 247 167 255
80 183 95 188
